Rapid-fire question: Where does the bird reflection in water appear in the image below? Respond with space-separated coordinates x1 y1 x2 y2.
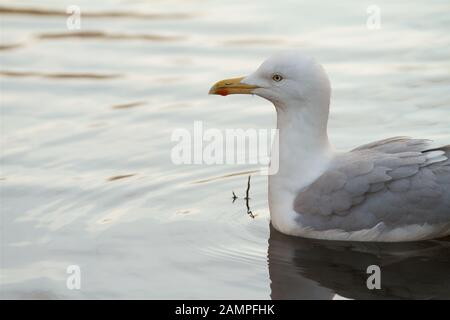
268 225 450 300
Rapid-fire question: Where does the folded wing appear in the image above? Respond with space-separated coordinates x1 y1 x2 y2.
294 137 450 231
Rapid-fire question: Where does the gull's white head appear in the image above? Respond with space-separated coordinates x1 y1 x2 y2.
209 51 331 111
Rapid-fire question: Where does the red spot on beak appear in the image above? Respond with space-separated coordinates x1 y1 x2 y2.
217 89 229 96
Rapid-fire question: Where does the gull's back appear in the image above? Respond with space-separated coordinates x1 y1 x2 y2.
293 137 450 241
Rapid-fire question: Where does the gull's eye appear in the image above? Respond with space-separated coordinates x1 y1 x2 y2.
272 74 283 82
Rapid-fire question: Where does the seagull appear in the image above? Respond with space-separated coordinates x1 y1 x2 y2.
209 51 450 242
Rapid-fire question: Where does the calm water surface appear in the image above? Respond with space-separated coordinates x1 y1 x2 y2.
1 0 450 299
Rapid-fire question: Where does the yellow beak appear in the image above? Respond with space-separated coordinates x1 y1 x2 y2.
209 76 258 96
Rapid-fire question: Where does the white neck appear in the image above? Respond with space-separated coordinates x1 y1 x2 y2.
271 96 333 188
268 96 334 233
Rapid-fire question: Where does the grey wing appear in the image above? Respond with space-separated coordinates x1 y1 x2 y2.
351 136 433 153
294 138 450 232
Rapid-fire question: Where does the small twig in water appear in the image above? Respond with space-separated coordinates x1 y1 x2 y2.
244 175 251 200
232 191 238 203
245 175 255 218
246 202 255 219
230 176 255 218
